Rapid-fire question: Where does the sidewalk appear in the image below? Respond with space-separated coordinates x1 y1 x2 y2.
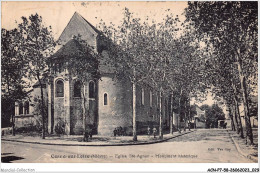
228 129 258 162
1 130 194 146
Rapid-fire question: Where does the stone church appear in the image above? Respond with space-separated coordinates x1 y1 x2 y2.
15 12 175 136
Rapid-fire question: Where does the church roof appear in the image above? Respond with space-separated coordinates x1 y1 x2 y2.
58 12 100 44
53 39 84 58
51 12 115 75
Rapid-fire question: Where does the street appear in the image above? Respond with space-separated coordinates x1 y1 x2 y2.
1 129 253 163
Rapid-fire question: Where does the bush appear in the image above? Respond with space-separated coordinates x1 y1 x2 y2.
55 118 65 135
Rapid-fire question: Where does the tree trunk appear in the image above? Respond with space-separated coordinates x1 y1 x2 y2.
188 96 191 131
232 104 239 134
132 81 137 141
183 99 187 132
236 50 253 144
242 76 253 144
159 91 163 139
178 88 183 132
7 82 15 136
37 74 45 139
234 95 244 138
82 85 87 141
188 107 191 131
170 93 173 134
228 106 236 131
12 113 15 136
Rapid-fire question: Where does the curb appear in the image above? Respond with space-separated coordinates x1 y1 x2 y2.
2 130 194 147
227 130 258 163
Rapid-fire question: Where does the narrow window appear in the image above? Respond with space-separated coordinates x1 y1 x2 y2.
24 101 29 114
19 103 23 115
56 80 64 97
89 81 95 98
104 93 108 105
141 88 144 105
157 93 159 107
74 81 82 97
150 90 152 107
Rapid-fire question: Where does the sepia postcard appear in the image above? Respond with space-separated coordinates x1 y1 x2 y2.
1 1 259 172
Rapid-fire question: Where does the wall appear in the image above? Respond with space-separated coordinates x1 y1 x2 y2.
14 115 36 128
53 75 67 134
14 83 48 130
135 85 163 134
71 97 83 134
98 75 132 136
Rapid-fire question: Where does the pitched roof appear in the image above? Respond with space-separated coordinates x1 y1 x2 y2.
53 39 84 58
58 12 100 45
52 12 115 75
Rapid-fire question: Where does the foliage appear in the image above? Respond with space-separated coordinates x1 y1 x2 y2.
1 28 28 128
185 1 257 144
52 35 100 81
201 104 225 128
97 8 159 140
98 8 154 84
12 13 56 139
96 7 211 137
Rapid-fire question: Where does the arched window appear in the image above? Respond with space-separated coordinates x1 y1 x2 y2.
74 81 82 97
24 101 29 114
89 81 95 98
56 80 64 97
141 88 145 105
104 93 108 105
19 103 23 115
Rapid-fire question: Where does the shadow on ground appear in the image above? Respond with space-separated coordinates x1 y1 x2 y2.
1 153 24 163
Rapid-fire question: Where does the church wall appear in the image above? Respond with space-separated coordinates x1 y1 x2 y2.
135 85 155 134
71 97 83 134
53 76 66 134
70 79 85 135
98 75 132 136
135 86 173 134
70 79 98 135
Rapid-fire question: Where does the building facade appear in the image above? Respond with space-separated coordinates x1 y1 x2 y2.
15 12 177 136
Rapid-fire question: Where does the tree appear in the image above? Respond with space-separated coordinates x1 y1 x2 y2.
204 49 245 137
98 8 155 141
185 1 257 144
16 14 56 139
98 8 207 140
1 28 27 135
201 104 225 128
165 20 207 132
148 11 182 138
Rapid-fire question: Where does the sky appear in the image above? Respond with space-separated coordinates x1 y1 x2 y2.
2 1 187 39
